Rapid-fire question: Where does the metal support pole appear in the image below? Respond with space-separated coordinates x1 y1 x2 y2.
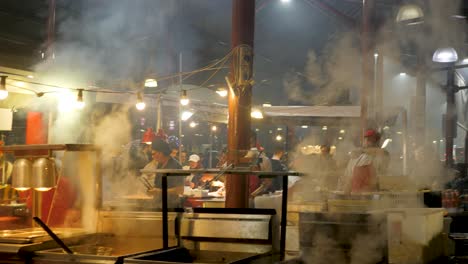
414 68 427 147
179 53 183 162
280 175 289 260
446 67 456 168
162 174 168 249
46 0 56 58
225 0 255 208
375 53 384 127
156 94 162 131
360 0 375 142
402 109 408 175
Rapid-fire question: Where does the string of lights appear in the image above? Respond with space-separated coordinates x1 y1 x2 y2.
0 45 253 111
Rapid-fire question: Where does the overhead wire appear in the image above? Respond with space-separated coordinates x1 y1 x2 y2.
0 45 253 104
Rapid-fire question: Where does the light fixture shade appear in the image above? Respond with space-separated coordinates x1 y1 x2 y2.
32 158 57 191
144 78 158 88
251 109 264 119
432 47 458 63
396 4 424 22
12 159 32 191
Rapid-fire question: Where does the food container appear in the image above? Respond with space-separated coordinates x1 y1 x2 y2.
385 208 445 264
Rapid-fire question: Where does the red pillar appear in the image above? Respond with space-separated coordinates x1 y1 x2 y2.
25 112 47 144
225 0 255 208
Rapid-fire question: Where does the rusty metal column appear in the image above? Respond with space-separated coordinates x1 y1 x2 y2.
225 0 255 208
361 0 374 141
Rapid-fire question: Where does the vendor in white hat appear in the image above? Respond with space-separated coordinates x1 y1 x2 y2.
187 154 204 188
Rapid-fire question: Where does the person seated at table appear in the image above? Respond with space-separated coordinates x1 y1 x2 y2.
186 154 204 188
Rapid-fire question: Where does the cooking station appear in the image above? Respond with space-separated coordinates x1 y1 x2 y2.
0 144 455 264
0 144 301 263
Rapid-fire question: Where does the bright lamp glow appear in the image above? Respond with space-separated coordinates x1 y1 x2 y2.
0 90 8 100
322 126 328 131
432 47 458 63
396 4 424 22
75 89 85 110
135 92 146 110
35 187 52 192
216 88 228 97
189 121 197 128
251 109 264 119
381 138 392 149
211 125 217 132
180 90 189 106
181 110 194 121
144 78 158 88
275 135 283 141
280 0 291 3
262 103 272 107
0 76 8 100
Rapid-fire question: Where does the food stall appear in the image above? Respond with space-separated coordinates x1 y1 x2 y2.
0 142 303 263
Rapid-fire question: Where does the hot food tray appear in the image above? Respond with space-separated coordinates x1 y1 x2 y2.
0 228 86 244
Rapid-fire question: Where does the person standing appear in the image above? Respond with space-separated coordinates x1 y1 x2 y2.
147 139 184 208
338 129 389 193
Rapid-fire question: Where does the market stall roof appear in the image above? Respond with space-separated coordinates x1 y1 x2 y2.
258 105 361 126
263 105 360 118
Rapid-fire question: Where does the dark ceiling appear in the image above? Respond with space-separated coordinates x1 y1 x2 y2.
0 0 467 105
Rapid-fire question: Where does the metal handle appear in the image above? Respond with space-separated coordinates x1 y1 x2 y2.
33 216 74 254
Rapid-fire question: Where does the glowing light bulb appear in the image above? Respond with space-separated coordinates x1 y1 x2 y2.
251 109 263 119
216 88 228 97
211 125 217 132
0 90 8 100
0 76 8 100
135 92 146 110
136 102 146 110
276 135 283 141
181 111 194 121
75 89 85 109
189 121 197 128
180 90 189 106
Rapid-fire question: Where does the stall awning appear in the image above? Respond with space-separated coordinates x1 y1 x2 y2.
263 106 360 118
257 105 361 127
